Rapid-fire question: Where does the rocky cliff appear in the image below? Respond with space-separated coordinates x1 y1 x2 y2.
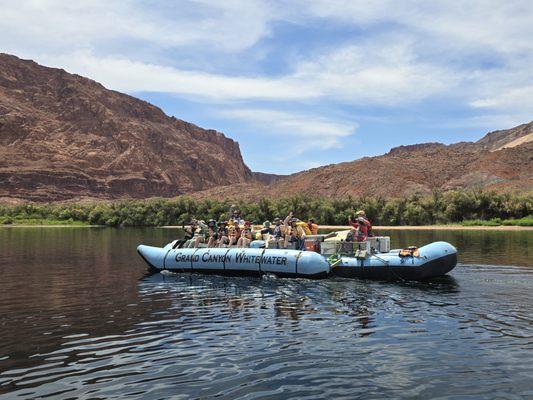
0 53 252 202
1 53 531 203
193 122 533 200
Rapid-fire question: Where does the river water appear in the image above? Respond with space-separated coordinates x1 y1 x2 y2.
0 227 532 399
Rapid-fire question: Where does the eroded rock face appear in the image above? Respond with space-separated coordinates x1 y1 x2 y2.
271 123 533 198
0 53 252 202
192 122 533 200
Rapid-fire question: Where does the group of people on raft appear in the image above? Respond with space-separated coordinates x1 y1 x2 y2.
183 206 373 250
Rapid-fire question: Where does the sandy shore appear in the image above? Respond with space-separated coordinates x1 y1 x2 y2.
0 225 101 228
319 225 533 231
2 224 531 231
159 224 533 231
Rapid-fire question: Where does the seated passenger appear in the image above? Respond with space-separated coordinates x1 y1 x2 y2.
191 220 208 247
307 219 319 235
216 221 229 247
237 226 253 248
267 218 284 248
284 214 306 250
260 221 274 240
183 219 198 240
227 226 239 247
206 219 218 247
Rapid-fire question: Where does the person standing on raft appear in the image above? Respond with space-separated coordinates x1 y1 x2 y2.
348 210 372 242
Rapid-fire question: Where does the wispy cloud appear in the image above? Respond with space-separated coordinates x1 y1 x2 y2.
42 38 456 107
3 0 532 113
217 108 357 152
42 51 317 101
0 0 275 53
1 0 532 172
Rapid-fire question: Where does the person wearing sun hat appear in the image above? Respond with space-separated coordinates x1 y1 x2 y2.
348 210 373 242
216 220 229 247
267 217 284 248
260 220 274 240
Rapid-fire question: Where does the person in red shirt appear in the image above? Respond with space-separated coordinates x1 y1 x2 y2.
348 210 372 242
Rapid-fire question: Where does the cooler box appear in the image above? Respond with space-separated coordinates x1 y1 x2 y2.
320 241 338 255
367 236 390 253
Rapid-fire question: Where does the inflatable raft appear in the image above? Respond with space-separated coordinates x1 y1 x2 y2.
137 234 457 281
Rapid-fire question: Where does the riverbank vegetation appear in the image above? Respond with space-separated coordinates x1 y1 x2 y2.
460 216 533 227
0 190 531 227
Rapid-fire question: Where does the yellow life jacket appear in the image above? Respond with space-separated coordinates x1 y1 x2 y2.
296 221 311 235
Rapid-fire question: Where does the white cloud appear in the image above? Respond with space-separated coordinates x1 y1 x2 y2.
303 0 533 55
292 39 456 105
217 108 357 151
0 0 275 53
471 86 533 111
40 37 456 106
41 51 318 101
1 0 531 132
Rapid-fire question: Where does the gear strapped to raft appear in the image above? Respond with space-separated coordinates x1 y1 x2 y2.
399 246 420 257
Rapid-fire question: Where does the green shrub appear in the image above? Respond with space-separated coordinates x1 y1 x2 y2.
1 190 531 227
502 216 533 226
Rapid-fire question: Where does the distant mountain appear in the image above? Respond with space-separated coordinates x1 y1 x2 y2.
0 53 252 202
193 122 533 200
251 171 286 185
0 53 531 203
476 122 533 152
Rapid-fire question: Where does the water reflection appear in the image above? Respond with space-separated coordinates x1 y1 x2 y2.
0 227 532 399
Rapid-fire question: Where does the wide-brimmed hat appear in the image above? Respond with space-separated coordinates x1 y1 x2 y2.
273 217 281 223
263 221 271 227
356 210 366 216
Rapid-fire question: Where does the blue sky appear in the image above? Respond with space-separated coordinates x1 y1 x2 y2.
1 0 532 174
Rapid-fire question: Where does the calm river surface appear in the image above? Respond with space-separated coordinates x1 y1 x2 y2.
0 227 532 399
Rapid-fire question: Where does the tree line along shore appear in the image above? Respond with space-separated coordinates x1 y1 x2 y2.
0 190 531 228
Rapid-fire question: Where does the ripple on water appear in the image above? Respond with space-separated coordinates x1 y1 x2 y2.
0 228 532 399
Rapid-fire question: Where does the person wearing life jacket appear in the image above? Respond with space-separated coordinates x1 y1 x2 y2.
226 226 238 246
183 219 198 240
267 217 284 248
284 212 306 250
237 225 253 248
348 210 372 242
307 219 319 235
356 210 373 237
260 221 274 240
191 219 208 247
216 221 229 247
